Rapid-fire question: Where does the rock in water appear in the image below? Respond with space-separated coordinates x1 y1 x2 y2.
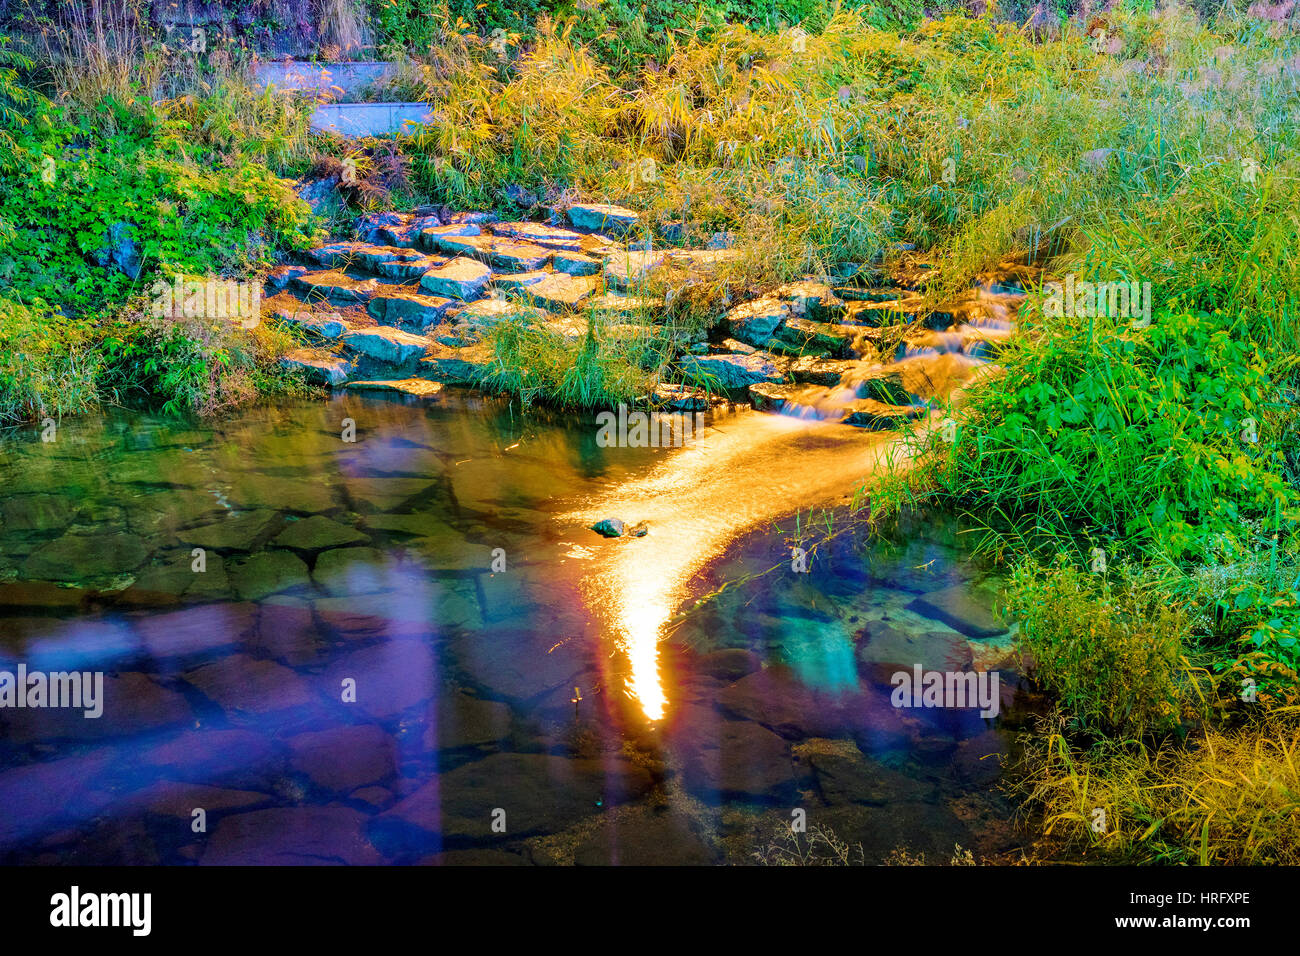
590 518 626 538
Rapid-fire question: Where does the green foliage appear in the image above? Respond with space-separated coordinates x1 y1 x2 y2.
1008 560 1195 737
0 296 100 424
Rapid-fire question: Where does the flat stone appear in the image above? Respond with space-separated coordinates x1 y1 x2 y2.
0 671 192 743
551 250 601 276
264 264 307 292
670 708 798 801
697 648 762 681
118 781 272 819
788 355 857 386
288 724 396 792
768 317 858 356
772 280 846 321
181 653 319 720
419 257 492 300
419 223 481 250
279 348 352 386
1 494 76 532
176 509 280 551
273 308 350 338
134 602 256 659
651 382 720 410
374 253 444 281
342 326 430 366
303 241 369 268
0 751 116 848
342 476 438 512
202 807 383 865
726 297 790 347
809 749 936 806
854 619 974 678
455 298 548 337
139 728 286 791
488 221 587 250
573 813 716 866
272 515 368 551
679 352 785 389
227 550 311 601
428 234 552 272
223 475 340 516
323 642 439 720
421 691 512 751
568 203 640 234
489 270 550 293
420 341 494 383
517 272 597 311
905 584 1005 639
746 381 802 411
23 532 147 581
366 291 453 329
311 546 390 596
370 753 654 850
345 378 444 398
292 270 379 303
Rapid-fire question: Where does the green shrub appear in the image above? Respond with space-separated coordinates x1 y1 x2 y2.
0 295 100 424
1007 560 1194 737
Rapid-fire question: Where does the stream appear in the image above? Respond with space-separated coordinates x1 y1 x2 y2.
0 389 1028 865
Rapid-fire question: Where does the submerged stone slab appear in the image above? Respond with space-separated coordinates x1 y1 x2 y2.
419 257 492 300
906 584 1005 639
345 378 445 398
272 515 369 551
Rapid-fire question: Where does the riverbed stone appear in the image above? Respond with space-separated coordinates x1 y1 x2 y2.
840 398 925 429
419 257 492 300
768 317 858 357
697 648 763 681
673 710 799 802
905 584 1005 639
552 250 601 276
0 750 117 848
323 642 439 720
271 515 368 551
288 723 397 792
273 308 350 339
726 297 790 346
518 272 597 311
488 222 587 250
370 753 654 850
341 476 439 512
1 493 77 532
854 619 974 679
139 727 286 791
0 671 192 743
573 813 717 866
227 550 311 601
202 807 383 865
419 341 495 383
181 653 319 722
455 298 548 337
809 749 936 806
133 602 255 659
345 378 445 398
265 264 308 292
22 531 147 581
420 691 512 752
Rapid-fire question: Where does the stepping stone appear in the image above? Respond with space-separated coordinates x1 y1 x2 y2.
345 378 444 398
679 352 786 389
366 291 454 329
419 257 491 300
651 382 721 410
488 221 586 250
726 297 790 346
376 216 440 248
839 398 925 429
419 223 481 250
603 250 663 288
373 252 444 281
279 348 352 385
292 270 378 303
342 326 431 365
516 272 597 311
265 264 307 292
568 202 640 234
490 270 550 293
552 250 601 276
420 341 495 383
434 235 553 272
272 308 349 338
304 241 369 268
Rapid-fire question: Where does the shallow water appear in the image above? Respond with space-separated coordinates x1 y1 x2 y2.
0 394 1026 865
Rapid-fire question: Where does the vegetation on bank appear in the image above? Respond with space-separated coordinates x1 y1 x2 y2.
1 0 1299 863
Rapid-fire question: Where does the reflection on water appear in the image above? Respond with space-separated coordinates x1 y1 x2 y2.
0 395 1025 865
567 411 909 721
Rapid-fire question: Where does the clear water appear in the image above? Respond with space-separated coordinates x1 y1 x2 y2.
0 394 1026 865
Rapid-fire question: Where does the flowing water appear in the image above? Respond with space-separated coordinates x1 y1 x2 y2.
0 386 1029 865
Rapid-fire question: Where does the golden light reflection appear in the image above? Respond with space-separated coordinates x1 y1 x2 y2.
567 409 922 722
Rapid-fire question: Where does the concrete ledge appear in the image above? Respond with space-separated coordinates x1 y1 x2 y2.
310 102 432 137
254 60 396 97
